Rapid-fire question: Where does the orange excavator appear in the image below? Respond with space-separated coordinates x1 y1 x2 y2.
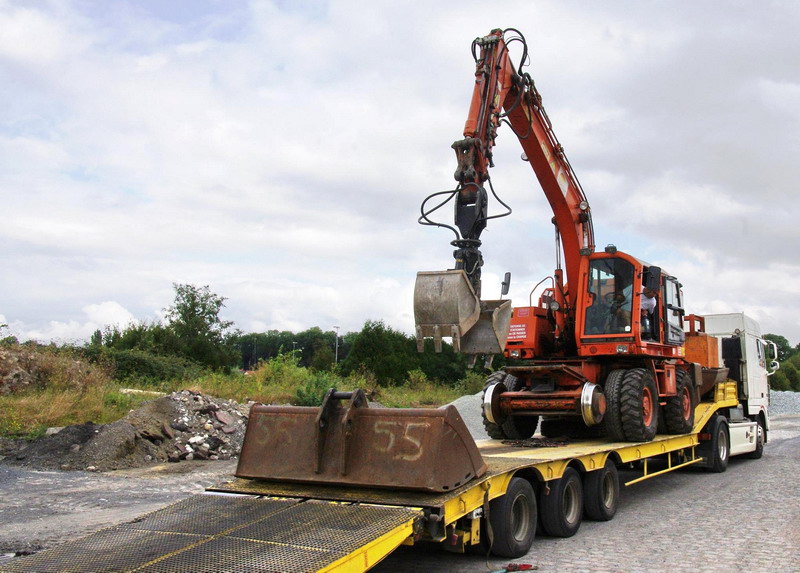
233 28 713 498
415 28 699 442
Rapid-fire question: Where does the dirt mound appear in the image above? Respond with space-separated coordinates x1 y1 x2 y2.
1 391 252 472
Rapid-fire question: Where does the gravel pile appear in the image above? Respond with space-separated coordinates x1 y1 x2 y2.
768 390 800 417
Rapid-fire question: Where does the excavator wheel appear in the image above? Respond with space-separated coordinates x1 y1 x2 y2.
482 372 539 440
619 368 660 442
664 369 695 434
601 370 627 442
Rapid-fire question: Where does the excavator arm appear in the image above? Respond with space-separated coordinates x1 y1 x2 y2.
415 28 594 356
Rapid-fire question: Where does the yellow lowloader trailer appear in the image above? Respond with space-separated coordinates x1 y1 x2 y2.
2 382 770 573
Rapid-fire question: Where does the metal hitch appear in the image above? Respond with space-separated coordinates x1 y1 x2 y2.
236 389 487 493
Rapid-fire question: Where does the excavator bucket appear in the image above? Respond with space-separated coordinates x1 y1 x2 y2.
414 270 481 352
236 389 487 493
414 270 512 356
460 299 513 355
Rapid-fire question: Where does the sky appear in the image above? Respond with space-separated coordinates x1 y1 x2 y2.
2 0 800 346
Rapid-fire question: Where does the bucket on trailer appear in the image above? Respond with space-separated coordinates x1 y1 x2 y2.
236 389 487 493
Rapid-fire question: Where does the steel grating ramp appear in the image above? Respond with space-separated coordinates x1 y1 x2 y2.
2 493 422 573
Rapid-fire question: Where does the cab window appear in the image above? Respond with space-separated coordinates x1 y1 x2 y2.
585 258 635 335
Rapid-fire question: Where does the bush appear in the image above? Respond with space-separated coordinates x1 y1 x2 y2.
294 371 337 406
102 348 205 386
457 371 487 395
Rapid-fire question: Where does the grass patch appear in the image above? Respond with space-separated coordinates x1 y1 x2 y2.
0 348 479 436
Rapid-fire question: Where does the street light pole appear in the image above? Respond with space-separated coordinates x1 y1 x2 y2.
333 326 340 364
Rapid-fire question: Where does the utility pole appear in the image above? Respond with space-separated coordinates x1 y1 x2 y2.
333 325 340 364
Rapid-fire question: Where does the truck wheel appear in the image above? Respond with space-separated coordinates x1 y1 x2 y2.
487 477 537 558
583 459 619 521
602 369 627 441
743 418 765 460
482 372 539 440
664 369 695 434
539 467 583 537
705 416 730 473
619 368 659 442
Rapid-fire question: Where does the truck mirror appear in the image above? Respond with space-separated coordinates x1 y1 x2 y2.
645 266 661 291
501 272 511 296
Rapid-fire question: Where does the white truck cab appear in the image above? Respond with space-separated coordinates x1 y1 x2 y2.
700 313 779 456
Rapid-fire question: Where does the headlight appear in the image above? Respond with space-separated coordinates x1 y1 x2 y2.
616 345 628 353
510 349 521 358
548 300 560 311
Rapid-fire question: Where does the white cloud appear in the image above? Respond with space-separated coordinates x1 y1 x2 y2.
2 0 800 348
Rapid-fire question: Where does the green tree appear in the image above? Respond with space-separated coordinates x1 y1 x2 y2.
764 334 794 362
339 320 419 385
163 283 239 370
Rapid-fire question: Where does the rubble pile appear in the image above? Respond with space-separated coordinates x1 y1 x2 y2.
0 347 39 395
0 391 253 472
167 390 251 463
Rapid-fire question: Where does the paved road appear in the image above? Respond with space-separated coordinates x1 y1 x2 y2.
1 417 798 571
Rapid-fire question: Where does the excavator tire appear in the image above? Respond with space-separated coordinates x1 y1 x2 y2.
619 368 659 442
664 369 695 434
601 369 627 442
482 372 539 440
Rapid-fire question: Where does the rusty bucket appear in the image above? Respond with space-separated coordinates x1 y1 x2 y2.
236 390 487 493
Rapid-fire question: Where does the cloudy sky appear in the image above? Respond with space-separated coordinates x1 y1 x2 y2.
2 0 800 346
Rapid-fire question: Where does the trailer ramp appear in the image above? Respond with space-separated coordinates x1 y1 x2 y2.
2 493 422 573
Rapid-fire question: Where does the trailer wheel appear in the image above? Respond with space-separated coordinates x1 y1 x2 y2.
601 369 627 441
664 369 695 434
705 416 730 473
540 467 583 537
742 418 765 460
482 372 539 440
583 459 619 521
619 368 659 441
487 477 537 558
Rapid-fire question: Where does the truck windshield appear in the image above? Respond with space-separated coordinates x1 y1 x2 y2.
584 258 635 335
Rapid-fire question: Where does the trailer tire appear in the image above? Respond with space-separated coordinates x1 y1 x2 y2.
602 369 627 441
482 372 539 440
583 459 619 521
539 467 583 538
619 368 659 442
664 369 695 434
705 416 730 473
742 418 765 460
487 477 537 558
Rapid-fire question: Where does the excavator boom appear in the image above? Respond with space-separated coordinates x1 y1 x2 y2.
414 28 594 357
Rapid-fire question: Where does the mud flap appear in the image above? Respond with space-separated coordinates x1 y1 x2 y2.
236 390 487 493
